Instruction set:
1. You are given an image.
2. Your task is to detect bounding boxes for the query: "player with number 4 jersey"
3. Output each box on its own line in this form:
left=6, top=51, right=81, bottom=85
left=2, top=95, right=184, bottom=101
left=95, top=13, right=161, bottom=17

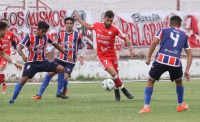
left=138, top=16, right=193, bottom=113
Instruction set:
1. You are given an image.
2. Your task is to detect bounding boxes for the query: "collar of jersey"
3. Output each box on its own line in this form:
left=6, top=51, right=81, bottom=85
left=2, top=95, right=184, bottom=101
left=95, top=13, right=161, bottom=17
left=171, top=27, right=181, bottom=31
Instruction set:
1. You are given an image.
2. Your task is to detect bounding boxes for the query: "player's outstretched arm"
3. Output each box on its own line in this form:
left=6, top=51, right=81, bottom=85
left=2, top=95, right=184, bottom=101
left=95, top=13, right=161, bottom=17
left=146, top=37, right=160, bottom=65
left=18, top=45, right=27, bottom=62
left=0, top=51, right=22, bottom=70
left=74, top=12, right=90, bottom=30
left=184, top=49, right=192, bottom=81
left=124, top=37, right=136, bottom=57
left=52, top=43, right=74, bottom=62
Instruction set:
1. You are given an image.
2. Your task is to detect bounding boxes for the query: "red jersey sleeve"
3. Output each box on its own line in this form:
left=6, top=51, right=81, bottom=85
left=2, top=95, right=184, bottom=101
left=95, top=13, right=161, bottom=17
left=116, top=28, right=126, bottom=39
left=0, top=39, right=4, bottom=51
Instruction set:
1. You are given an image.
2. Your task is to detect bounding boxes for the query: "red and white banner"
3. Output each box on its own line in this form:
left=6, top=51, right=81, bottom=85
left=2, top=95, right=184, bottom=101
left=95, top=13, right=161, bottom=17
left=102, top=11, right=200, bottom=50
left=0, top=10, right=94, bottom=49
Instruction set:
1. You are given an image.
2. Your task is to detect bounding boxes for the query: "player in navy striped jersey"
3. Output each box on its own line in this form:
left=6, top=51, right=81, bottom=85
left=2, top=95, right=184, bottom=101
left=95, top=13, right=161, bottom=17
left=31, top=17, right=87, bottom=100
left=8, top=21, right=73, bottom=104
left=139, top=16, right=193, bottom=113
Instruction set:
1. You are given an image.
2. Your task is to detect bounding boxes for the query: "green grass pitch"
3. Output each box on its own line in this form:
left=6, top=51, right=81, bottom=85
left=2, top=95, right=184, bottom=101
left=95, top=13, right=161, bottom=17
left=0, top=80, right=199, bottom=122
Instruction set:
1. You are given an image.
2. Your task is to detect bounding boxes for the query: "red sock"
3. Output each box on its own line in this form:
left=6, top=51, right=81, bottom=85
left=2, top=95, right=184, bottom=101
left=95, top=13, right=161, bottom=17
left=0, top=74, right=5, bottom=85
left=112, top=75, right=123, bottom=88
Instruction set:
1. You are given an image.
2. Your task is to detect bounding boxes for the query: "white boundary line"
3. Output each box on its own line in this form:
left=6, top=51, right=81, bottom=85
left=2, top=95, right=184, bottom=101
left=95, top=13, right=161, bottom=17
left=5, top=78, right=200, bottom=85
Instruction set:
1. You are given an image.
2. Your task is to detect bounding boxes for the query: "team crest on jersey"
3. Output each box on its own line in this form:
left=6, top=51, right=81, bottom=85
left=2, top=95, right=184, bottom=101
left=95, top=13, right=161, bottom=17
left=90, top=24, right=94, bottom=27
left=8, top=36, right=10, bottom=39
left=108, top=31, right=112, bottom=35
left=3, top=62, right=6, bottom=64
left=67, top=68, right=70, bottom=71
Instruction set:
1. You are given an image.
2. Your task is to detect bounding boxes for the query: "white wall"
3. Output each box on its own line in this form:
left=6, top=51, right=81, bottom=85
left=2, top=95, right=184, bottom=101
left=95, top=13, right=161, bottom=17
left=4, top=58, right=200, bottom=81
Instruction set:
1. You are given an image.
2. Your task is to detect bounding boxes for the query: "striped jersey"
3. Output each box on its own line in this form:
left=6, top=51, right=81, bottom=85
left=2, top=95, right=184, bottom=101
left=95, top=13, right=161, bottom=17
left=20, top=33, right=54, bottom=62
left=56, top=31, right=83, bottom=63
left=155, top=27, right=191, bottom=67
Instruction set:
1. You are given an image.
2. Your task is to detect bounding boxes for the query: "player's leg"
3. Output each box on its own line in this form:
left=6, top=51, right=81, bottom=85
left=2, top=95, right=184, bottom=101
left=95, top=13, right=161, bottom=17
left=169, top=66, right=188, bottom=112
left=139, top=61, right=166, bottom=113
left=59, top=73, right=70, bottom=99
left=45, top=60, right=68, bottom=98
left=31, top=72, right=56, bottom=99
left=9, top=62, right=38, bottom=104
left=0, top=64, right=7, bottom=94
left=8, top=76, right=29, bottom=104
left=59, top=63, right=75, bottom=99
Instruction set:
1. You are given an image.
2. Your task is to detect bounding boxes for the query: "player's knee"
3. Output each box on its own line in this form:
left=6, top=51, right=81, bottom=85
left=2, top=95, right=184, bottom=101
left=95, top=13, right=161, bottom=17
left=19, top=77, right=28, bottom=86
left=110, top=71, right=118, bottom=77
left=0, top=65, right=5, bottom=71
left=175, top=79, right=183, bottom=86
left=56, top=65, right=65, bottom=74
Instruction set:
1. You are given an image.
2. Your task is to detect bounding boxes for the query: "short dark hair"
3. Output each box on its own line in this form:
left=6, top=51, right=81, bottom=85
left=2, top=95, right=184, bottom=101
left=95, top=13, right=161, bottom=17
left=0, top=21, right=8, bottom=31
left=64, top=17, right=74, bottom=24
left=104, top=10, right=114, bottom=18
left=1, top=18, right=8, bottom=22
left=170, top=16, right=182, bottom=26
left=38, top=21, right=49, bottom=29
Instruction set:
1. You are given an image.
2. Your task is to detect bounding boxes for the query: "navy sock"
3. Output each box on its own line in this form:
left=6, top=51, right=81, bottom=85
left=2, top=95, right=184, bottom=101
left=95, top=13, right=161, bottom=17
left=38, top=73, right=52, bottom=97
left=11, top=83, right=23, bottom=101
left=144, top=87, right=153, bottom=105
left=63, top=79, right=68, bottom=91
left=57, top=73, right=64, bottom=94
left=176, top=86, right=184, bottom=104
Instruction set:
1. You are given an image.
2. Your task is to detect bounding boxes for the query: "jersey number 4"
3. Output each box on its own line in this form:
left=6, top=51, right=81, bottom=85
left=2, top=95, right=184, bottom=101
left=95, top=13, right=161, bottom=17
left=170, top=32, right=180, bottom=47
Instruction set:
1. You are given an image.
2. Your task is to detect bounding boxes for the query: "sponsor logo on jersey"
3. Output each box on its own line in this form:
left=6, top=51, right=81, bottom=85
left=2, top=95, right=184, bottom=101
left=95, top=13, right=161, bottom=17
left=98, top=40, right=109, bottom=45
left=101, top=46, right=108, bottom=52
left=164, top=49, right=178, bottom=54
left=97, top=29, right=102, bottom=32
left=108, top=31, right=112, bottom=35
left=98, top=34, right=110, bottom=40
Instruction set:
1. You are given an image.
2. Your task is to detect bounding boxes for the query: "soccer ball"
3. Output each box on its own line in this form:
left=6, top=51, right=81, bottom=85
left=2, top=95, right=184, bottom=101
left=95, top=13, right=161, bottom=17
left=102, top=79, right=115, bottom=91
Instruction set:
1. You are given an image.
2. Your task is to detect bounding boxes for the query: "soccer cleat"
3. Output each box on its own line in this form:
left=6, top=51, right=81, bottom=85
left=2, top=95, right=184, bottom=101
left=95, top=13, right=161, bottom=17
left=121, top=88, right=134, bottom=99
left=61, top=89, right=68, bottom=99
left=177, top=102, right=188, bottom=112
left=138, top=106, right=151, bottom=113
left=31, top=95, right=42, bottom=100
left=8, top=100, right=14, bottom=104
left=114, top=89, right=120, bottom=101
left=2, top=83, right=7, bottom=94
left=56, top=93, right=69, bottom=99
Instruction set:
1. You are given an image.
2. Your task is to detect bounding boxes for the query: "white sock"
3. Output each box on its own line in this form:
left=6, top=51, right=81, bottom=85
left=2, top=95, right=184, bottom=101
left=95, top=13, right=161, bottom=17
left=144, top=104, right=149, bottom=109
left=178, top=103, right=183, bottom=106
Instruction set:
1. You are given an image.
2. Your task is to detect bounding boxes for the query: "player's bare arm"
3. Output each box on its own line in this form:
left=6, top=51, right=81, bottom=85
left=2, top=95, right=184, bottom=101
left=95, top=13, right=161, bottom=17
left=0, top=50, right=22, bottom=70
left=18, top=45, right=28, bottom=62
left=184, top=49, right=192, bottom=81
left=78, top=41, right=87, bottom=65
left=146, top=37, right=160, bottom=65
left=124, top=37, right=136, bottom=57
left=52, top=43, right=74, bottom=62
left=74, top=12, right=90, bottom=30
left=11, top=41, right=17, bottom=55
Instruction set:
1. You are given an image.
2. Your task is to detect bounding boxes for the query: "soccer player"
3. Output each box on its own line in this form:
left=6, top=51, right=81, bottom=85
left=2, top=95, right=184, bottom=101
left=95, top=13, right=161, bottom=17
left=138, top=16, right=192, bottom=113
left=0, top=22, right=22, bottom=77
left=0, top=19, right=18, bottom=94
left=74, top=10, right=137, bottom=101
left=8, top=21, right=73, bottom=104
left=31, top=17, right=87, bottom=100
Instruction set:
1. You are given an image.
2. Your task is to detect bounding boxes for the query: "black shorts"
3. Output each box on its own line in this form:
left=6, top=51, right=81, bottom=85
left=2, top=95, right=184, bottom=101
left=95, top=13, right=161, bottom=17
left=149, top=61, right=183, bottom=82
left=53, top=58, right=75, bottom=75
left=22, top=60, right=59, bottom=79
